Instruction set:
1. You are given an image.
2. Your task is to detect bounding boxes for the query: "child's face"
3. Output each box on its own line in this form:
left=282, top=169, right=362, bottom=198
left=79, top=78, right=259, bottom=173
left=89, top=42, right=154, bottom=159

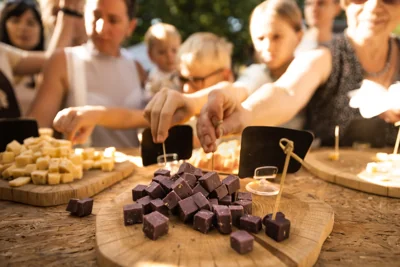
left=251, top=15, right=302, bottom=71
left=179, top=63, right=227, bottom=94
left=149, top=37, right=180, bottom=73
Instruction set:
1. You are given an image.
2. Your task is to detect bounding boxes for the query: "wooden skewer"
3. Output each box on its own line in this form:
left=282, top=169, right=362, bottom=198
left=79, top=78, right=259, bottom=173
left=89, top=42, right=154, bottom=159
left=211, top=120, right=224, bottom=172
left=394, top=124, right=400, bottom=155
left=272, top=138, right=294, bottom=220
left=162, top=142, right=167, bottom=166
left=395, top=121, right=400, bottom=127
left=211, top=153, right=214, bottom=171
left=335, top=125, right=339, bottom=157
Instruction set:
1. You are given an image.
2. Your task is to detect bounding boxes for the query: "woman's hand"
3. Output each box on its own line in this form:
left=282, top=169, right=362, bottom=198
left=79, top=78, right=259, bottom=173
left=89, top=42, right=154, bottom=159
left=379, top=109, right=400, bottom=124
left=144, top=88, right=196, bottom=143
left=196, top=89, right=250, bottom=153
left=53, top=106, right=105, bottom=144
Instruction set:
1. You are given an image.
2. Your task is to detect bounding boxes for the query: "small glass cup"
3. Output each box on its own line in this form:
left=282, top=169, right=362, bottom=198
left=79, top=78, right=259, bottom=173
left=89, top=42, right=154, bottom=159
left=245, top=166, right=280, bottom=196
left=157, top=153, right=179, bottom=173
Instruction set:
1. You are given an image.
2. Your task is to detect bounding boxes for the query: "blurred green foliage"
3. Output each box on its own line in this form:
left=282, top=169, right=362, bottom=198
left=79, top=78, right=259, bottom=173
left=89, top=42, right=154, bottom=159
left=394, top=24, right=400, bottom=35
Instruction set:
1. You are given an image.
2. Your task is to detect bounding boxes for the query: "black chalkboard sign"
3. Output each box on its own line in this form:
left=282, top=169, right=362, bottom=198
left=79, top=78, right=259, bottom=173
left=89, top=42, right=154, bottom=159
left=0, top=118, right=39, bottom=151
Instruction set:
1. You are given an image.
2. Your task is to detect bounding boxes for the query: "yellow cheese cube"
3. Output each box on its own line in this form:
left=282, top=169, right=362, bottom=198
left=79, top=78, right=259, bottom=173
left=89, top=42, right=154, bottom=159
left=48, top=173, right=61, bottom=185
left=2, top=164, right=16, bottom=179
left=82, top=160, right=94, bottom=171
left=83, top=148, right=95, bottom=160
left=11, top=168, right=26, bottom=178
left=57, top=146, right=71, bottom=158
left=32, top=151, right=42, bottom=162
left=6, top=140, right=21, bottom=154
left=0, top=163, right=12, bottom=174
left=23, top=137, right=38, bottom=146
left=9, top=177, right=31, bottom=187
left=24, top=164, right=37, bottom=176
left=93, top=151, right=103, bottom=161
left=73, top=165, right=83, bottom=180
left=93, top=160, right=101, bottom=169
left=15, top=154, right=33, bottom=168
left=59, top=159, right=75, bottom=173
left=69, top=154, right=83, bottom=165
left=36, top=156, right=50, bottom=170
left=39, top=128, right=53, bottom=137
left=21, top=149, right=33, bottom=156
left=103, top=147, right=116, bottom=158
left=31, top=170, right=48, bottom=185
left=60, top=173, right=73, bottom=184
left=19, top=145, right=27, bottom=155
left=74, top=148, right=84, bottom=155
left=101, top=159, right=114, bottom=172
left=48, top=161, right=59, bottom=173
left=55, top=140, right=72, bottom=148
left=2, top=152, right=15, bottom=164
left=29, top=143, right=41, bottom=152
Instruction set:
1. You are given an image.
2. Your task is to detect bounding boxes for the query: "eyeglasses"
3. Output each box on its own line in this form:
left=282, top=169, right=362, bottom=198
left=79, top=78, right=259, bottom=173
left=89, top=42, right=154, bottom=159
left=350, top=0, right=400, bottom=5
left=178, top=68, right=224, bottom=90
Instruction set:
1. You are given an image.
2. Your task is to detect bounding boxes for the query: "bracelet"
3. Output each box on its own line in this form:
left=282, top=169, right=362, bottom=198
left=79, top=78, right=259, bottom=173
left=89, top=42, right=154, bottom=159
left=60, top=7, right=83, bottom=18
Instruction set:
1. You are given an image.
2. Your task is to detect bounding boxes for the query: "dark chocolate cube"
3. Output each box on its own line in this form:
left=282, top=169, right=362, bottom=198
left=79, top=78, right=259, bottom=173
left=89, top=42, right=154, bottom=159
left=75, top=198, right=93, bottom=217
left=234, top=200, right=252, bottom=215
left=172, top=177, right=193, bottom=199
left=198, top=172, right=221, bottom=192
left=262, top=212, right=285, bottom=226
left=162, top=191, right=181, bottom=210
left=237, top=192, right=252, bottom=201
left=154, top=168, right=170, bottom=177
left=210, top=184, right=228, bottom=200
left=152, top=175, right=169, bottom=184
left=222, top=175, right=240, bottom=195
left=229, top=205, right=244, bottom=228
left=219, top=195, right=232, bottom=206
left=193, top=168, right=203, bottom=179
left=145, top=181, right=166, bottom=199
left=239, top=215, right=262, bottom=233
left=230, top=230, right=254, bottom=254
left=123, top=203, right=143, bottom=225
left=143, top=211, right=169, bottom=240
left=178, top=196, right=198, bottom=222
left=177, top=162, right=196, bottom=175
left=132, top=184, right=147, bottom=201
left=66, top=198, right=79, bottom=213
left=150, top=199, right=169, bottom=217
left=209, top=198, right=219, bottom=207
left=265, top=217, right=291, bottom=242
left=193, top=184, right=209, bottom=198
left=181, top=173, right=197, bottom=188
left=159, top=177, right=174, bottom=193
left=192, top=192, right=211, bottom=210
left=136, top=195, right=153, bottom=214
left=193, top=210, right=214, bottom=234
left=214, top=205, right=232, bottom=234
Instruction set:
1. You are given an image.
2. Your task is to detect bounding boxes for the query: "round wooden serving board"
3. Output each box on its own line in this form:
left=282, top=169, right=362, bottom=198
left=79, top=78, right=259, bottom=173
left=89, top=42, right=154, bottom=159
left=96, top=166, right=334, bottom=267
left=305, top=148, right=400, bottom=198
left=0, top=161, right=135, bottom=206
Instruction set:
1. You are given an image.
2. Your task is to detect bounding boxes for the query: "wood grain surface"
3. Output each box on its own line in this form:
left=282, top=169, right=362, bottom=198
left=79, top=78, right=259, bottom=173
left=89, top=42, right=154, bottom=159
left=305, top=148, right=400, bottom=198
left=96, top=167, right=334, bottom=267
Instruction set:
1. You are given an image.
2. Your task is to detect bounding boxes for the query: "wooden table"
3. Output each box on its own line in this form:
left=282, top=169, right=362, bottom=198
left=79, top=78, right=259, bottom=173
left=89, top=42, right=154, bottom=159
left=1, top=149, right=399, bottom=267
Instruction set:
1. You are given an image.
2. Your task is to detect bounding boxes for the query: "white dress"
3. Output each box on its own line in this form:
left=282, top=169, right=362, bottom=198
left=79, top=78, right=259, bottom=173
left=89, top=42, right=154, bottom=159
left=64, top=42, right=144, bottom=147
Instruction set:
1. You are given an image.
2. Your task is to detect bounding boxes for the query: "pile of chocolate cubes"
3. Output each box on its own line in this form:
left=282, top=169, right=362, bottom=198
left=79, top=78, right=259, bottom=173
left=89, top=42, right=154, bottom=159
left=124, top=162, right=290, bottom=254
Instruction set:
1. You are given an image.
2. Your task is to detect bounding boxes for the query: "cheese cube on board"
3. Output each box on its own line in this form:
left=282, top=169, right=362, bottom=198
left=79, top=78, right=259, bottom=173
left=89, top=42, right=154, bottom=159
left=31, top=170, right=48, bottom=185
left=48, top=173, right=61, bottom=185
left=9, top=177, right=31, bottom=187
left=15, top=154, right=33, bottom=168
left=61, top=173, right=73, bottom=183
left=6, top=140, right=21, bottom=154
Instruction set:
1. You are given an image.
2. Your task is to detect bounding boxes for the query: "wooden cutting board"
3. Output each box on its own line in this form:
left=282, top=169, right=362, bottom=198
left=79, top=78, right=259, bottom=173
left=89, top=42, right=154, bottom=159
left=96, top=166, right=334, bottom=267
left=305, top=148, right=400, bottom=198
left=0, top=161, right=135, bottom=206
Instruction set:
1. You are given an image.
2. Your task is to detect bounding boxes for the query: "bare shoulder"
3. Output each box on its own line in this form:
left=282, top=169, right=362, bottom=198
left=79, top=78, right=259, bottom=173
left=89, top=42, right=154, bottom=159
left=44, top=49, right=69, bottom=91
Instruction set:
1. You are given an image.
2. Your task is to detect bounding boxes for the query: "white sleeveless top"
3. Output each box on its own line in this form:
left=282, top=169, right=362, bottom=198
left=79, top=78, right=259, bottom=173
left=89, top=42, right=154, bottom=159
left=64, top=42, right=143, bottom=148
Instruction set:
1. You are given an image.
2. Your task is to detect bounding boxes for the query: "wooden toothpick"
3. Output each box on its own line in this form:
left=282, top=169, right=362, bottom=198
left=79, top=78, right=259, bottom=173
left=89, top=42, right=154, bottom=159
left=394, top=122, right=400, bottom=155
left=335, top=125, right=339, bottom=157
left=272, top=138, right=294, bottom=220
left=162, top=142, right=167, bottom=166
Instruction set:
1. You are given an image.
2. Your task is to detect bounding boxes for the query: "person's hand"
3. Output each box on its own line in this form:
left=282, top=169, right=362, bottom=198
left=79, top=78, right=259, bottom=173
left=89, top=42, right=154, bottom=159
left=53, top=106, right=105, bottom=144
left=196, top=89, right=250, bottom=153
left=379, top=109, right=400, bottom=124
left=144, top=88, right=196, bottom=143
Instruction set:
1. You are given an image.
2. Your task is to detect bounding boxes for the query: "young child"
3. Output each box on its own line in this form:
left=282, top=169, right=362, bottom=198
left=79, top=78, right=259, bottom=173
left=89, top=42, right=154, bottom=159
left=144, top=22, right=181, bottom=98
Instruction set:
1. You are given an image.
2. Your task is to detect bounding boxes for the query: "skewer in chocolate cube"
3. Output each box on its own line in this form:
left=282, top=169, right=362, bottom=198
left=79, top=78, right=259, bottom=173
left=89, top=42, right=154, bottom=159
left=177, top=196, right=198, bottom=222
left=145, top=181, right=166, bottom=199
left=222, top=175, right=240, bottom=195
left=123, top=203, right=143, bottom=225
left=177, top=162, right=196, bottom=175
left=150, top=199, right=169, bottom=217
left=181, top=173, right=197, bottom=188
left=193, top=168, right=203, bottom=179
left=219, top=195, right=232, bottom=206
left=154, top=168, right=170, bottom=177
left=239, top=215, right=262, bottom=233
left=152, top=175, right=169, bottom=184
left=262, top=212, right=285, bottom=226
left=132, top=184, right=147, bottom=201
left=172, top=177, right=193, bottom=199
left=264, top=215, right=290, bottom=242
left=66, top=198, right=79, bottom=213
left=198, top=172, right=221, bottom=192
left=163, top=191, right=181, bottom=210
left=75, top=198, right=93, bottom=217
left=233, top=200, right=252, bottom=215
left=230, top=230, right=254, bottom=254
left=143, top=211, right=169, bottom=240
left=193, top=210, right=214, bottom=234
left=210, top=184, right=228, bottom=200
left=214, top=205, right=232, bottom=234
left=192, top=192, right=211, bottom=210
left=229, top=205, right=244, bottom=228
left=193, top=184, right=209, bottom=198
left=237, top=192, right=252, bottom=201
left=136, top=195, right=153, bottom=214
